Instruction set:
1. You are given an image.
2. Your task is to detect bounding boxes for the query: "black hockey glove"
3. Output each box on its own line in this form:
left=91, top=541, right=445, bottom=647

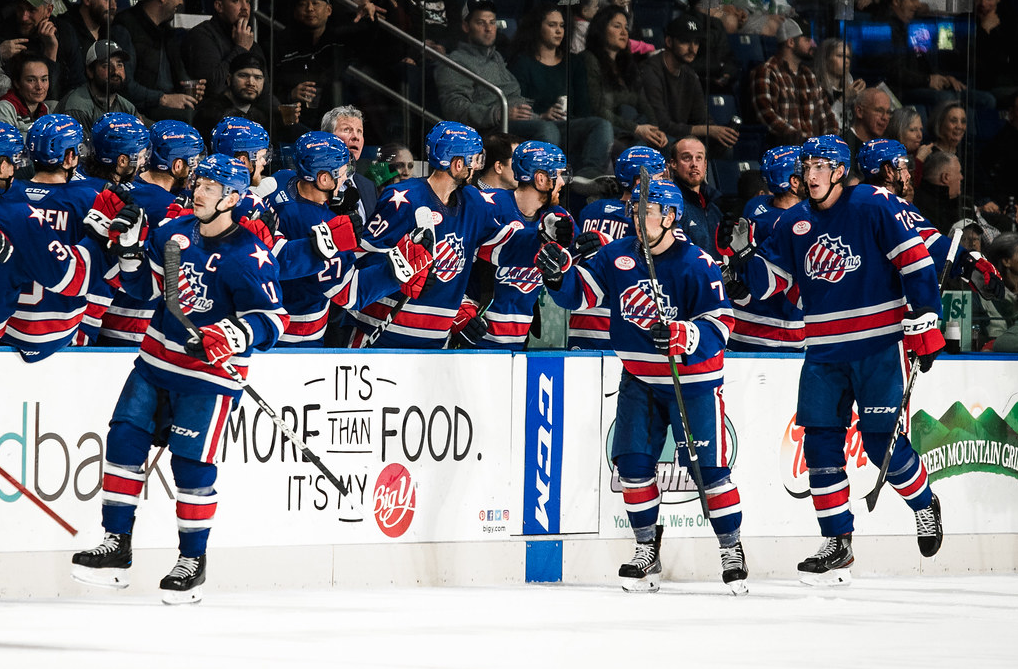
left=0, top=228, right=13, bottom=264
left=715, top=214, right=756, bottom=268
left=535, top=242, right=572, bottom=291
left=574, top=230, right=610, bottom=262
left=957, top=251, right=1005, bottom=301
left=540, top=211, right=574, bottom=246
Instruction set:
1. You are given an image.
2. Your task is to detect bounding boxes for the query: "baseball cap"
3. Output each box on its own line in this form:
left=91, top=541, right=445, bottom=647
left=22, top=0, right=54, bottom=7
left=86, top=40, right=129, bottom=67
left=229, top=51, right=266, bottom=75
left=462, top=0, right=497, bottom=20
left=775, top=18, right=807, bottom=42
left=665, top=15, right=701, bottom=42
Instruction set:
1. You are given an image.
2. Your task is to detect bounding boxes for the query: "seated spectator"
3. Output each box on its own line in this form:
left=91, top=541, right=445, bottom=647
left=669, top=136, right=722, bottom=259
left=0, top=0, right=61, bottom=98
left=54, top=0, right=126, bottom=96
left=506, top=4, right=612, bottom=178
left=55, top=40, right=138, bottom=142
left=981, top=232, right=1018, bottom=349
left=182, top=0, right=265, bottom=100
left=687, top=0, right=739, bottom=94
left=751, top=18, right=837, bottom=148
left=0, top=52, right=55, bottom=138
left=473, top=131, right=521, bottom=190
left=928, top=100, right=966, bottom=157
left=114, top=0, right=205, bottom=122
left=582, top=5, right=667, bottom=153
left=913, top=150, right=968, bottom=235
left=887, top=105, right=933, bottom=186
left=737, top=0, right=794, bottom=36
left=844, top=87, right=891, bottom=159
left=568, top=0, right=599, bottom=55
left=814, top=38, right=866, bottom=132
left=974, top=0, right=1018, bottom=107
left=639, top=16, right=738, bottom=151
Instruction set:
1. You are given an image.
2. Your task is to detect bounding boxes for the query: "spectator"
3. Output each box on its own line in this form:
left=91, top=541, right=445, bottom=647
left=54, top=0, right=125, bottom=95
left=365, top=142, right=414, bottom=193
left=687, top=0, right=739, bottom=94
left=913, top=150, right=967, bottom=235
left=473, top=131, right=520, bottom=190
left=887, top=105, right=933, bottom=186
left=928, top=100, right=966, bottom=157
left=582, top=5, right=667, bottom=153
left=55, top=39, right=138, bottom=142
left=182, top=0, right=265, bottom=100
left=506, top=4, right=612, bottom=178
left=751, top=18, right=837, bottom=148
left=0, top=0, right=61, bottom=98
left=639, top=15, right=738, bottom=151
left=973, top=0, right=1017, bottom=107
left=844, top=87, right=891, bottom=159
left=669, top=136, right=723, bottom=259
left=114, top=0, right=204, bottom=122
left=568, top=0, right=599, bottom=55
left=0, top=52, right=55, bottom=139
left=982, top=232, right=1018, bottom=349
left=814, top=38, right=865, bottom=132
left=320, top=104, right=377, bottom=222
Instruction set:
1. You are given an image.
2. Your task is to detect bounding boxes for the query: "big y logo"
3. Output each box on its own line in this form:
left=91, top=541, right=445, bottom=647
left=779, top=412, right=877, bottom=498
left=373, top=463, right=416, bottom=538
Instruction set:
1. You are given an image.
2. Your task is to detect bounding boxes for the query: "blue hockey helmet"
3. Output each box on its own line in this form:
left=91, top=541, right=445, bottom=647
left=629, top=179, right=685, bottom=219
left=760, top=145, right=801, bottom=193
left=294, top=131, right=350, bottom=182
left=512, top=141, right=571, bottom=184
left=857, top=138, right=909, bottom=175
left=211, top=116, right=271, bottom=163
left=91, top=112, right=150, bottom=165
left=149, top=120, right=205, bottom=172
left=614, top=145, right=667, bottom=188
left=800, top=134, right=851, bottom=171
left=27, top=114, right=84, bottom=165
left=0, top=122, right=28, bottom=168
left=193, top=153, right=250, bottom=196
left=425, top=121, right=483, bottom=171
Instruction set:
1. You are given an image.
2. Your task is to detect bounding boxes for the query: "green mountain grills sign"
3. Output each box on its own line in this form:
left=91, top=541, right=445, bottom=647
left=911, top=402, right=1018, bottom=482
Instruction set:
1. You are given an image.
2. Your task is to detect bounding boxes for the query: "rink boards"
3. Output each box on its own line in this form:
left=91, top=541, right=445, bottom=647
left=1, top=349, right=1017, bottom=587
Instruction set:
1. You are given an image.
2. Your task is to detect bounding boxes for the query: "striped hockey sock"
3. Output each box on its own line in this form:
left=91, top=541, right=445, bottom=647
left=704, top=476, right=743, bottom=546
left=620, top=476, right=660, bottom=541
left=101, top=461, right=144, bottom=535
left=887, top=447, right=933, bottom=511
left=809, top=467, right=853, bottom=537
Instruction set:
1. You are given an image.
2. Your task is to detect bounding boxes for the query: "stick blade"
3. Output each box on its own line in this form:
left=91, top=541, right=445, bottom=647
left=864, top=485, right=881, bottom=512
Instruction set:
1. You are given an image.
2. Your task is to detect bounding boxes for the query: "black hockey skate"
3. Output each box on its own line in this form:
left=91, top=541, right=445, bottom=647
left=619, top=525, right=663, bottom=593
left=160, top=554, right=206, bottom=605
left=915, top=493, right=943, bottom=558
left=720, top=541, right=749, bottom=596
left=797, top=534, right=854, bottom=586
left=71, top=532, right=132, bottom=589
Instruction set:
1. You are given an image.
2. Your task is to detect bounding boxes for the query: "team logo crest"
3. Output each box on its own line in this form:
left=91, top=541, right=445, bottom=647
left=180, top=261, right=213, bottom=313
left=803, top=233, right=861, bottom=283
left=433, top=233, right=466, bottom=282
left=620, top=279, right=676, bottom=329
left=495, top=266, right=542, bottom=293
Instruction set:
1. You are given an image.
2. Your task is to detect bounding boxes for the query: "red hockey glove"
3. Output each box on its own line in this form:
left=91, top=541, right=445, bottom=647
left=535, top=242, right=572, bottom=291
left=902, top=308, right=946, bottom=373
left=0, top=228, right=12, bottom=264
left=84, top=183, right=133, bottom=240
left=650, top=320, right=700, bottom=358
left=540, top=211, right=574, bottom=246
left=238, top=215, right=275, bottom=248
left=451, top=298, right=487, bottom=346
left=311, top=212, right=363, bottom=258
left=715, top=215, right=755, bottom=267
left=165, top=194, right=193, bottom=219
left=189, top=316, right=251, bottom=367
left=959, top=251, right=1004, bottom=300
left=388, top=227, right=435, bottom=298
left=573, top=230, right=610, bottom=262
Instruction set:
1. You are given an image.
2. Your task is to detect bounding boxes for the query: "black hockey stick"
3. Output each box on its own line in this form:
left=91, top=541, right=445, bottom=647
left=865, top=229, right=961, bottom=512
left=633, top=166, right=711, bottom=520
left=162, top=240, right=346, bottom=493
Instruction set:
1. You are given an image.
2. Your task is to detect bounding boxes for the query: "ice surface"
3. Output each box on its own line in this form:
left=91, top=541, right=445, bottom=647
left=0, top=576, right=1015, bottom=668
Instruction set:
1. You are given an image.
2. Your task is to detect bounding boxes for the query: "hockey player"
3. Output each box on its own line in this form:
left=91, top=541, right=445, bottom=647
left=348, top=121, right=519, bottom=349
left=211, top=116, right=272, bottom=192
left=0, top=121, right=27, bottom=195
left=538, top=179, right=748, bottom=595
left=727, top=145, right=806, bottom=352
left=71, top=154, right=288, bottom=605
left=718, top=135, right=946, bottom=585
left=569, top=146, right=667, bottom=350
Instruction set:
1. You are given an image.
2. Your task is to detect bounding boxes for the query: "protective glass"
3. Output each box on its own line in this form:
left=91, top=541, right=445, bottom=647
left=801, top=158, right=836, bottom=176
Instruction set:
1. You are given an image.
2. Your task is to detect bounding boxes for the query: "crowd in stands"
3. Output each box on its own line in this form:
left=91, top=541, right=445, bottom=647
left=0, top=0, right=1017, bottom=353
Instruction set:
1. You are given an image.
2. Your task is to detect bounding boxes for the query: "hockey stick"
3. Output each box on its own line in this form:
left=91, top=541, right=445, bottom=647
left=162, top=240, right=347, bottom=493
left=633, top=166, right=711, bottom=520
left=864, top=229, right=961, bottom=512
left=360, top=206, right=436, bottom=348
left=0, top=464, right=77, bottom=536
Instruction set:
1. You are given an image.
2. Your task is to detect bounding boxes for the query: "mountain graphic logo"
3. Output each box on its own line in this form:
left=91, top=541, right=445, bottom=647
left=912, top=402, right=1018, bottom=483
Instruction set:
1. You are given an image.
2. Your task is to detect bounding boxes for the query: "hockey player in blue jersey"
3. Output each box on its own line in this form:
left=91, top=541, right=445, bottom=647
left=569, top=146, right=667, bottom=349
left=718, top=135, right=946, bottom=585
left=71, top=154, right=288, bottom=605
left=728, top=145, right=806, bottom=352
left=539, top=180, right=749, bottom=595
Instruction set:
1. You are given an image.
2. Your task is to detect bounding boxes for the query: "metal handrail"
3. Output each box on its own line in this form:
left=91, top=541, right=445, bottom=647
left=335, top=0, right=509, bottom=132
left=346, top=66, right=444, bottom=128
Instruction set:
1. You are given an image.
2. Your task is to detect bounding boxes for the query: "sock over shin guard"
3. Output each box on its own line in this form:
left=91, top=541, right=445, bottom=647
left=170, top=455, right=218, bottom=558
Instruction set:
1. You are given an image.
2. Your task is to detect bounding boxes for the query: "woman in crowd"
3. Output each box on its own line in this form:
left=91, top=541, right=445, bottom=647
left=0, top=52, right=55, bottom=139
left=814, top=38, right=865, bottom=132
left=887, top=105, right=933, bottom=186
left=929, top=100, right=967, bottom=157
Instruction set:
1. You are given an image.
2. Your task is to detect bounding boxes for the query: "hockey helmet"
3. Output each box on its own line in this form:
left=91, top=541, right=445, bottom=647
left=760, top=145, right=801, bottom=193
left=629, top=179, right=685, bottom=219
left=149, top=120, right=205, bottom=172
left=193, top=153, right=250, bottom=196
left=211, top=116, right=271, bottom=164
left=27, top=114, right=84, bottom=165
left=0, top=122, right=28, bottom=169
left=857, top=138, right=909, bottom=176
left=91, top=112, right=150, bottom=166
left=800, top=135, right=851, bottom=172
left=294, top=131, right=350, bottom=182
left=425, top=121, right=484, bottom=171
left=615, top=145, right=667, bottom=188
left=512, top=140, right=571, bottom=184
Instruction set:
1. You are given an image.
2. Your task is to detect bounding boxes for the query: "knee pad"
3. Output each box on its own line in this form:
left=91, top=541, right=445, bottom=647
left=106, top=421, right=156, bottom=468
left=803, top=427, right=849, bottom=469
left=170, top=454, right=218, bottom=492
left=614, top=452, right=659, bottom=480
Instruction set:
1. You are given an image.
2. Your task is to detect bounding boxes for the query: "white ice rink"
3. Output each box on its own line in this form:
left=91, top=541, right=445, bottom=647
left=1, top=576, right=1015, bottom=668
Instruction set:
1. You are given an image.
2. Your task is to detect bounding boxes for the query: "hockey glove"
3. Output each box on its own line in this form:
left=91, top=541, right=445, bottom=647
left=715, top=215, right=756, bottom=268
left=902, top=308, right=946, bottom=373
left=573, top=230, right=610, bottom=262
left=388, top=227, right=435, bottom=299
left=0, top=229, right=12, bottom=264
left=451, top=298, right=487, bottom=346
left=311, top=211, right=363, bottom=258
left=239, top=215, right=276, bottom=249
left=110, top=204, right=148, bottom=272
left=540, top=211, right=574, bottom=246
left=650, top=320, right=700, bottom=358
left=721, top=262, right=751, bottom=304
left=958, top=251, right=1005, bottom=301
left=535, top=242, right=572, bottom=291
left=165, top=194, right=193, bottom=219
left=187, top=316, right=251, bottom=368
left=84, top=183, right=133, bottom=241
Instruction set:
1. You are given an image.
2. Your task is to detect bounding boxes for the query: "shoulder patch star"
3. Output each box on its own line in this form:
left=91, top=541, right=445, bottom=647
left=697, top=248, right=716, bottom=266
left=872, top=186, right=894, bottom=200
left=389, top=189, right=410, bottom=210
left=480, top=190, right=497, bottom=205
left=250, top=245, right=273, bottom=268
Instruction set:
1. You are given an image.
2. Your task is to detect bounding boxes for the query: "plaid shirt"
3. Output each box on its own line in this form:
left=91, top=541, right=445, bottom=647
left=751, top=55, right=837, bottom=144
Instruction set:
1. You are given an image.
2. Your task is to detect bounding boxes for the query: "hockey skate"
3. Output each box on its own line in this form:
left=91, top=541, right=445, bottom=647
left=160, top=554, right=206, bottom=605
left=71, top=532, right=132, bottom=589
left=619, top=525, right=663, bottom=593
left=797, top=534, right=854, bottom=586
left=720, top=541, right=749, bottom=595
left=915, top=494, right=943, bottom=558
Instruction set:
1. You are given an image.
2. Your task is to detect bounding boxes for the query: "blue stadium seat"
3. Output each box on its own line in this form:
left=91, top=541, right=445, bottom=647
left=729, top=33, right=764, bottom=66
left=708, top=94, right=738, bottom=125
